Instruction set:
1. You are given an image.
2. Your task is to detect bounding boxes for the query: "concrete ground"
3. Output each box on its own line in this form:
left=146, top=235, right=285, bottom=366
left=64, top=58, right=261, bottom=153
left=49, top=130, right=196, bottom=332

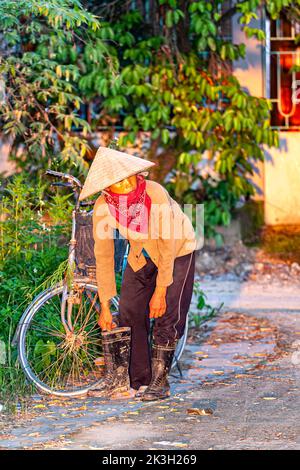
left=0, top=277, right=299, bottom=450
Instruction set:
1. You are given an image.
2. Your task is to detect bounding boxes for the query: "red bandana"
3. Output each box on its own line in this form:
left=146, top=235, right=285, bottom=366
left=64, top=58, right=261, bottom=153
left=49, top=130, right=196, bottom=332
left=104, top=175, right=151, bottom=233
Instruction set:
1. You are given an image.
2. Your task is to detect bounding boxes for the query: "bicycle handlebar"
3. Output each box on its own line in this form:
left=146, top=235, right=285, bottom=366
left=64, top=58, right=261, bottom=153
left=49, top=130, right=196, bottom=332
left=50, top=182, right=73, bottom=188
left=45, top=170, right=82, bottom=189
left=44, top=169, right=96, bottom=208
left=45, top=169, right=65, bottom=178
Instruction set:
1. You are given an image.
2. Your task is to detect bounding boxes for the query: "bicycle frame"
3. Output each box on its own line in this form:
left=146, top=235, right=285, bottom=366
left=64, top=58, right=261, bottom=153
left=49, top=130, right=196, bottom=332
left=43, top=169, right=98, bottom=335
left=61, top=208, right=77, bottom=334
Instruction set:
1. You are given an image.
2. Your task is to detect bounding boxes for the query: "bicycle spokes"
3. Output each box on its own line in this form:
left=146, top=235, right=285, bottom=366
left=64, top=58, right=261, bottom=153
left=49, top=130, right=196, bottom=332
left=26, top=285, right=104, bottom=392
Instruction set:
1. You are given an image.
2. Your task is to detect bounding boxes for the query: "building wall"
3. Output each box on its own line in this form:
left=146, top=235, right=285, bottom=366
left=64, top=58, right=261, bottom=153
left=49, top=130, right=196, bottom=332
left=233, top=12, right=300, bottom=224
left=264, top=133, right=300, bottom=224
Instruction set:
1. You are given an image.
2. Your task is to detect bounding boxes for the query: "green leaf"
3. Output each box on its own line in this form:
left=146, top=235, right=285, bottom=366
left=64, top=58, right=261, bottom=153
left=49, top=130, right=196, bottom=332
left=152, top=128, right=160, bottom=140
left=166, top=10, right=173, bottom=28
left=161, top=128, right=170, bottom=144
left=197, top=37, right=207, bottom=51
left=208, top=37, right=216, bottom=51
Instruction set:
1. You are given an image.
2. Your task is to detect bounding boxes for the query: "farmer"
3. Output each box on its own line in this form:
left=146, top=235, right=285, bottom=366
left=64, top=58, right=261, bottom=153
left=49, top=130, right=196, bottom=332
left=79, top=146, right=197, bottom=401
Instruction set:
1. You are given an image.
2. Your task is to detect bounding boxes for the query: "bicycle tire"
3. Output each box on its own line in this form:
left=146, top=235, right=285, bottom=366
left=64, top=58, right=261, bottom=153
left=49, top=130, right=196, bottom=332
left=173, top=316, right=189, bottom=367
left=18, top=282, right=118, bottom=397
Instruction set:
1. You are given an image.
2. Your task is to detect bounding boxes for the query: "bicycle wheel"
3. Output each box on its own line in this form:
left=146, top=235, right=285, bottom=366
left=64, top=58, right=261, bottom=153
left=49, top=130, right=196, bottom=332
left=18, top=282, right=119, bottom=397
left=172, top=317, right=189, bottom=368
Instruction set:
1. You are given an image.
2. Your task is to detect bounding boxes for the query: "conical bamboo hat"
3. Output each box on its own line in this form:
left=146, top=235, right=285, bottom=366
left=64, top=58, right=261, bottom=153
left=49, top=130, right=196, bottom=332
left=79, top=146, right=156, bottom=201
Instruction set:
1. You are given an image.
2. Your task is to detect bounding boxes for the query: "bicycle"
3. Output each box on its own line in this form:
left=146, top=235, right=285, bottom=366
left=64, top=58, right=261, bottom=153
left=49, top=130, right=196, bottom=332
left=12, top=170, right=189, bottom=397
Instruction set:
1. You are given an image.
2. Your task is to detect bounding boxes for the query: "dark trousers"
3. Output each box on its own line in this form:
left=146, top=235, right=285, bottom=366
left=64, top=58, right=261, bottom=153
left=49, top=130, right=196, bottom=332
left=119, top=251, right=195, bottom=390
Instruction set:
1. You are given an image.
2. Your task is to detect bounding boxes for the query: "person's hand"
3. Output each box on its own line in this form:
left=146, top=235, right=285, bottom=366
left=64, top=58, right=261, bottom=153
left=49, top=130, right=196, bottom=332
left=98, top=304, right=116, bottom=331
left=149, top=286, right=167, bottom=319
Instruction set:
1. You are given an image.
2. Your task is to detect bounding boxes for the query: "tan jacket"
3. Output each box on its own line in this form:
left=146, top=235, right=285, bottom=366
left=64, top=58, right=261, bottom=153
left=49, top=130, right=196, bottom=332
left=92, top=180, right=197, bottom=302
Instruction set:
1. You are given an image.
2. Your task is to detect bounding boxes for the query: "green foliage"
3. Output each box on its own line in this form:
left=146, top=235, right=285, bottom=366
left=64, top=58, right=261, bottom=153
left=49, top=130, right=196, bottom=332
left=0, top=174, right=69, bottom=408
left=0, top=0, right=112, bottom=176
left=0, top=315, right=34, bottom=413
left=33, top=339, right=57, bottom=372
left=191, top=280, right=223, bottom=328
left=0, top=243, right=69, bottom=409
left=85, top=1, right=284, bottom=237
left=0, top=174, right=71, bottom=260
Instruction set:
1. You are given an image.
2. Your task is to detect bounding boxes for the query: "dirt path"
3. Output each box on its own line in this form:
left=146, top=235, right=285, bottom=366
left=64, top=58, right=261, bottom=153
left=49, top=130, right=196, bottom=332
left=1, top=278, right=299, bottom=450
left=196, top=277, right=300, bottom=312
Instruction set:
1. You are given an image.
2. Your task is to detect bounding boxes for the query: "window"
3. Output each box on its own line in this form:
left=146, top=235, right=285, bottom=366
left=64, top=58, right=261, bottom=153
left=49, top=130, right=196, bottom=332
left=268, top=13, right=300, bottom=129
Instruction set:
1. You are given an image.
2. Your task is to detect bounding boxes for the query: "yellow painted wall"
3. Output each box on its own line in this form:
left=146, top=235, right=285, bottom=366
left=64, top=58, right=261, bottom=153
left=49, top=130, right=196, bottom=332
left=233, top=13, right=300, bottom=224
left=264, top=133, right=300, bottom=224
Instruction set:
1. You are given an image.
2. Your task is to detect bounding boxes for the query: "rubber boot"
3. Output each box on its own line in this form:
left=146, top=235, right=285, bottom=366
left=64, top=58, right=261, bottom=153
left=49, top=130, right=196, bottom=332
left=88, top=326, right=131, bottom=398
left=141, top=343, right=176, bottom=401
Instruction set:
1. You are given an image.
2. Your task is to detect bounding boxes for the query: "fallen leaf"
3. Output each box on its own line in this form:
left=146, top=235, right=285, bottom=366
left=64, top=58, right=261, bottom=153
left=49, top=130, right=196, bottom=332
left=235, top=374, right=256, bottom=378
left=187, top=408, right=213, bottom=416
